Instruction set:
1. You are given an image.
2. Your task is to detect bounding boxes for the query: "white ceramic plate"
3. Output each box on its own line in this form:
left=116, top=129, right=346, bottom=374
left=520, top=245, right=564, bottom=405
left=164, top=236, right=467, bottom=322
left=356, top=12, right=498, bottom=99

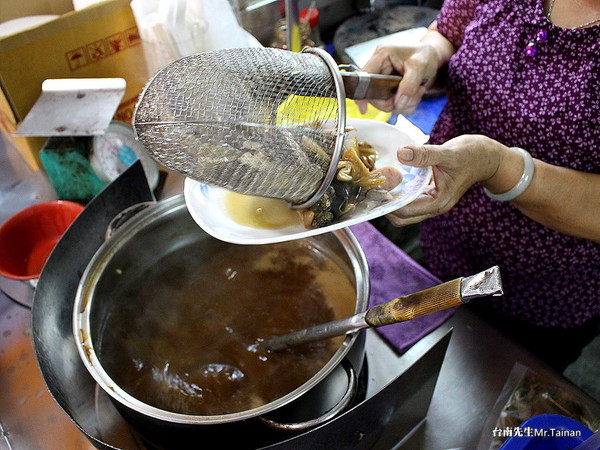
left=184, top=118, right=432, bottom=244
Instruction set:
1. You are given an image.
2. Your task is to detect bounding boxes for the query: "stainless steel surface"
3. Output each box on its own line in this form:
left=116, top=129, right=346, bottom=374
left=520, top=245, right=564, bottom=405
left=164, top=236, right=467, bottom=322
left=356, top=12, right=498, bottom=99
left=15, top=78, right=126, bottom=137
left=460, top=265, right=503, bottom=301
left=260, top=360, right=358, bottom=432
left=265, top=311, right=369, bottom=350
left=72, top=194, right=368, bottom=437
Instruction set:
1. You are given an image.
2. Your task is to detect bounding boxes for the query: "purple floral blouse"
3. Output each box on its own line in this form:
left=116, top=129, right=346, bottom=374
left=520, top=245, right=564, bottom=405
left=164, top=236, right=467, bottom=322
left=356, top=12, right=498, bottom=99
left=420, top=0, right=599, bottom=327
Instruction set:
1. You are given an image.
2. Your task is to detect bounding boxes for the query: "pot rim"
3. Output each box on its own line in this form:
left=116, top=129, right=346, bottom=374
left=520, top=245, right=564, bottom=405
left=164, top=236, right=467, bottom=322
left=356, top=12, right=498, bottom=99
left=73, top=195, right=370, bottom=425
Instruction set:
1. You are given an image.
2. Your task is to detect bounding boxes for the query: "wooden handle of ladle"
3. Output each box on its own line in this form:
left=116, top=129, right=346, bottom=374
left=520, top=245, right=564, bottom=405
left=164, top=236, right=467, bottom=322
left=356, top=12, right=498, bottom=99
left=364, top=278, right=464, bottom=327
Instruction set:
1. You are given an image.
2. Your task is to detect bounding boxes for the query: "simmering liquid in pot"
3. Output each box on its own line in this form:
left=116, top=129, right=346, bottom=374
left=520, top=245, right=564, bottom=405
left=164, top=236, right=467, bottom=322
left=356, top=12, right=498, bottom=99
left=98, top=239, right=356, bottom=416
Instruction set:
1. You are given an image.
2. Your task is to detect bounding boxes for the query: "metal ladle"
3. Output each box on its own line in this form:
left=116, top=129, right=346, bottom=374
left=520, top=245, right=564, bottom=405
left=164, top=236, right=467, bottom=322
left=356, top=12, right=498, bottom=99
left=263, top=266, right=503, bottom=350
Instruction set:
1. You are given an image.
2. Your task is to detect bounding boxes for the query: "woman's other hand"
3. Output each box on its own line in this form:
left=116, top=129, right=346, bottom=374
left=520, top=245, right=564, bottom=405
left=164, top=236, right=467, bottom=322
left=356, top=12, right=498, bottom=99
left=388, top=136, right=600, bottom=242
left=387, top=135, right=505, bottom=226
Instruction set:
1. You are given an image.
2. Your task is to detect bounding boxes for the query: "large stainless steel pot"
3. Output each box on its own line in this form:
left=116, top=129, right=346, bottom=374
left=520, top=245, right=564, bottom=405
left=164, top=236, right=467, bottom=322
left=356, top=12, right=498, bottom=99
left=72, top=194, right=369, bottom=449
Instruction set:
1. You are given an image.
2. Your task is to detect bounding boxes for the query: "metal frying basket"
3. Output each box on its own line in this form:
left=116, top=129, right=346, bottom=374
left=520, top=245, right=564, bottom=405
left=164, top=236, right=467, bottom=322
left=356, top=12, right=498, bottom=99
left=134, top=46, right=347, bottom=208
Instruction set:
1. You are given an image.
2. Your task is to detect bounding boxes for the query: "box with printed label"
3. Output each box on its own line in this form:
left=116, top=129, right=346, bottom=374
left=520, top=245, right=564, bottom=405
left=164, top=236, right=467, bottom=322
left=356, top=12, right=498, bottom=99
left=0, top=0, right=150, bottom=167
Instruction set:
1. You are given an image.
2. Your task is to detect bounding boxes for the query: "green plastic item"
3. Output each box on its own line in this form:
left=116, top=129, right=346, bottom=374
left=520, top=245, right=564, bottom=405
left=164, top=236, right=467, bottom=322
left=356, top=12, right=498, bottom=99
left=39, top=137, right=107, bottom=204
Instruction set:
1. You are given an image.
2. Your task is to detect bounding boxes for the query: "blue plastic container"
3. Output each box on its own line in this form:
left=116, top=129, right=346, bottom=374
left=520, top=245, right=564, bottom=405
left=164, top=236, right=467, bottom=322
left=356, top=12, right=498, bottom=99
left=499, top=414, right=593, bottom=449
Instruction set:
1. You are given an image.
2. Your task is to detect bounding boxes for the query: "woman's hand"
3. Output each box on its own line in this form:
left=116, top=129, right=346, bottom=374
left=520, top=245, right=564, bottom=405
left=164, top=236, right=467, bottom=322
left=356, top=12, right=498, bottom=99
left=355, top=21, right=455, bottom=115
left=386, top=135, right=506, bottom=226
left=355, top=43, right=439, bottom=115
left=388, top=135, right=600, bottom=242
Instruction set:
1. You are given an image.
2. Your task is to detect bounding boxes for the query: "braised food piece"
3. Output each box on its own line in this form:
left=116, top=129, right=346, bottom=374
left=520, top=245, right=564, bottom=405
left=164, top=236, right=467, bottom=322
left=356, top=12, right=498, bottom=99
left=306, top=138, right=403, bottom=228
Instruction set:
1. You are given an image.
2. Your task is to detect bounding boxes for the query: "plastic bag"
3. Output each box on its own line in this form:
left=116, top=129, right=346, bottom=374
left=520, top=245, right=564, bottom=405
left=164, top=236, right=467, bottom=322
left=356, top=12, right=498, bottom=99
left=477, top=362, right=600, bottom=449
left=130, top=0, right=262, bottom=74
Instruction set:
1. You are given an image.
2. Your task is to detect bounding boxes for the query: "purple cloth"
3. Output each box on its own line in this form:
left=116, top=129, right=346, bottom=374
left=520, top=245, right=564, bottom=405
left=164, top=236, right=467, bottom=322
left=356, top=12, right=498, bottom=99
left=419, top=0, right=600, bottom=327
left=349, top=222, right=454, bottom=354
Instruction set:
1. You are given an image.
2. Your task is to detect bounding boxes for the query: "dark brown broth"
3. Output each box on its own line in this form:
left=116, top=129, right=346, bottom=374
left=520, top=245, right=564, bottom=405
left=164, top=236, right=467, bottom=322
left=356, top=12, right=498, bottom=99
left=98, top=239, right=356, bottom=415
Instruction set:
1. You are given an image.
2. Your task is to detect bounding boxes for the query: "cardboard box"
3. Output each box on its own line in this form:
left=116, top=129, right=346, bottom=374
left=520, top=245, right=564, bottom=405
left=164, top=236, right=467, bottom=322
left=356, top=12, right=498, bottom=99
left=0, top=0, right=150, bottom=168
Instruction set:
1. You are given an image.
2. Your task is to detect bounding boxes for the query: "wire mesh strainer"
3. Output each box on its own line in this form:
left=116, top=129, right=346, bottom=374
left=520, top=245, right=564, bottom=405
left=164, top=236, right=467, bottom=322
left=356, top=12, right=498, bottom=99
left=134, top=46, right=347, bottom=208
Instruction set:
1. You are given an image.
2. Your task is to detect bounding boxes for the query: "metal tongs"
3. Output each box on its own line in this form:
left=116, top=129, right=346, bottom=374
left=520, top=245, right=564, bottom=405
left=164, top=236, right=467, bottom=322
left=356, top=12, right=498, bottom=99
left=263, top=266, right=503, bottom=350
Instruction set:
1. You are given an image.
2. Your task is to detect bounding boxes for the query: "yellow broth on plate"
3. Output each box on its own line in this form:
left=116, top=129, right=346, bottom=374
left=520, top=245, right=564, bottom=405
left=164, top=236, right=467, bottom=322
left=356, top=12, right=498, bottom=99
left=223, top=191, right=304, bottom=229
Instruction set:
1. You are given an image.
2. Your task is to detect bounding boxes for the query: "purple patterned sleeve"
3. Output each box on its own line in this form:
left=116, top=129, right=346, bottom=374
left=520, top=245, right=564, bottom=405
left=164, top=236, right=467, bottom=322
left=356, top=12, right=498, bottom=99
left=422, top=0, right=600, bottom=328
left=437, top=0, right=479, bottom=47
